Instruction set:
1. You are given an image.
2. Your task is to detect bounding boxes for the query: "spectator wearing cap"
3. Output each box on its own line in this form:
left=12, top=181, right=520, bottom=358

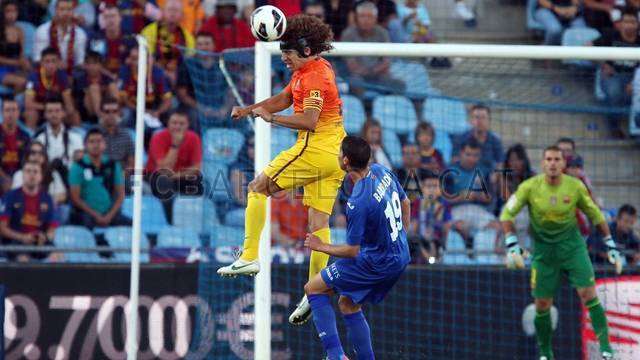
left=145, top=110, right=203, bottom=223
left=452, top=104, right=503, bottom=176
left=0, top=99, right=31, bottom=194
left=73, top=51, right=119, bottom=121
left=588, top=204, right=639, bottom=266
left=88, top=4, right=136, bottom=76
left=201, top=0, right=255, bottom=52
left=69, top=128, right=130, bottom=229
left=156, top=0, right=205, bottom=34
left=341, top=1, right=405, bottom=95
left=534, top=0, right=586, bottom=46
left=33, top=0, right=88, bottom=75
left=25, top=47, right=79, bottom=129
left=142, top=0, right=195, bottom=86
left=0, top=160, right=59, bottom=262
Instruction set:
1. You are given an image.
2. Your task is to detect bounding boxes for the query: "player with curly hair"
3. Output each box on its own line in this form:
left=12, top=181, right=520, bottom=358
left=217, top=14, right=346, bottom=326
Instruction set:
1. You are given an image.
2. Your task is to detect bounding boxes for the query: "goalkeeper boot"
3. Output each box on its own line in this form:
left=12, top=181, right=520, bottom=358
left=289, top=294, right=312, bottom=325
left=217, top=259, right=260, bottom=277
left=601, top=352, right=614, bottom=360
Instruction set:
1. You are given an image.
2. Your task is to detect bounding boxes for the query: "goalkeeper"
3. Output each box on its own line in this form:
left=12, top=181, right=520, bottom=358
left=217, top=15, right=346, bottom=325
left=500, top=145, right=620, bottom=360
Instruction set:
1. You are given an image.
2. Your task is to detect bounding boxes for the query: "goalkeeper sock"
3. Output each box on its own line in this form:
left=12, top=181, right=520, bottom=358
left=343, top=311, right=374, bottom=360
left=534, top=309, right=553, bottom=359
left=239, top=192, right=267, bottom=261
left=308, top=228, right=331, bottom=280
left=586, top=297, right=613, bottom=354
left=309, top=294, right=345, bottom=360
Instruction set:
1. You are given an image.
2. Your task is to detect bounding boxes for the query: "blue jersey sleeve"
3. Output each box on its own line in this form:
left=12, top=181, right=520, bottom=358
left=346, top=198, right=367, bottom=246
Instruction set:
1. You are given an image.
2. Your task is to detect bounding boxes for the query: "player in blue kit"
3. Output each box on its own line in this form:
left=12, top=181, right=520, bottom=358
left=303, top=136, right=411, bottom=360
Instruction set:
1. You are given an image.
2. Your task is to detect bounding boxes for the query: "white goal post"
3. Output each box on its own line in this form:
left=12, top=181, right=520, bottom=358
left=251, top=41, right=640, bottom=360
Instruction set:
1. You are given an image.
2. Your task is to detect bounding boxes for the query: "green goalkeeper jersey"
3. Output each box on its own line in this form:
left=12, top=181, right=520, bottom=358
left=499, top=174, right=604, bottom=244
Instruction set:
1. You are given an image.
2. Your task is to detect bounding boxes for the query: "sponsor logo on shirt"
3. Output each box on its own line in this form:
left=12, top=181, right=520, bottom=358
left=563, top=195, right=571, bottom=204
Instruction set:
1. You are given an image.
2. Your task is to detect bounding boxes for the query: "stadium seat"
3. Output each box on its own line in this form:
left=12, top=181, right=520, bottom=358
left=211, top=225, right=245, bottom=247
left=389, top=60, right=439, bottom=99
left=372, top=95, right=418, bottom=135
left=172, top=196, right=219, bottom=233
left=473, top=229, right=502, bottom=265
left=122, top=196, right=168, bottom=235
left=272, top=126, right=297, bottom=156
left=594, top=67, right=606, bottom=101
left=561, top=28, right=601, bottom=67
left=331, top=228, right=347, bottom=245
left=526, top=0, right=544, bottom=31
left=342, top=94, right=367, bottom=135
left=202, top=161, right=231, bottom=201
left=422, top=97, right=469, bottom=134
left=16, top=21, right=35, bottom=60
left=382, top=129, right=403, bottom=168
left=157, top=226, right=201, bottom=248
left=203, top=128, right=245, bottom=165
left=54, top=226, right=102, bottom=262
left=104, top=226, right=150, bottom=262
left=629, top=68, right=640, bottom=136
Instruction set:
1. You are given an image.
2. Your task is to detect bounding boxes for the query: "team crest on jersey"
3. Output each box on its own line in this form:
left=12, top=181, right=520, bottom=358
left=563, top=195, right=571, bottom=204
left=309, top=90, right=321, bottom=98
left=550, top=196, right=557, bottom=206
left=40, top=202, right=49, bottom=212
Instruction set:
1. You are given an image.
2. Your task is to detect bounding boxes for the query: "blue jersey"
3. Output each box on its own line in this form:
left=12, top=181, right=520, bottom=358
left=346, top=164, right=411, bottom=269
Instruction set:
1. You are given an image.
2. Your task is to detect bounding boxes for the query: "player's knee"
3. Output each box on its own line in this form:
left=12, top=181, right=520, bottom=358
left=577, top=287, right=597, bottom=304
left=338, top=296, right=360, bottom=315
left=303, top=281, right=314, bottom=295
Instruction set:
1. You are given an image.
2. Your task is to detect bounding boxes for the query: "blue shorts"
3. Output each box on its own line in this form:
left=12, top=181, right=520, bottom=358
left=320, top=258, right=407, bottom=304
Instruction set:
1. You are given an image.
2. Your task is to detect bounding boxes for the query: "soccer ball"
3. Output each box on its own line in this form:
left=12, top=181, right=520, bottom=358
left=250, top=5, right=286, bottom=42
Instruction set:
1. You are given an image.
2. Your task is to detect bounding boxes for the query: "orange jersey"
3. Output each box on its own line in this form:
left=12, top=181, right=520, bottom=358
left=284, top=57, right=343, bottom=132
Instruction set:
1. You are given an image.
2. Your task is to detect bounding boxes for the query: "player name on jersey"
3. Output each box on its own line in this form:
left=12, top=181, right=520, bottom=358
left=373, top=173, right=393, bottom=203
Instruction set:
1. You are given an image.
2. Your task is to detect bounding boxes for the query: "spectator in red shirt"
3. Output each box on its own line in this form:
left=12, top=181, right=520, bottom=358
left=146, top=110, right=203, bottom=222
left=0, top=99, right=30, bottom=194
left=0, top=160, right=59, bottom=262
left=25, top=47, right=79, bottom=130
left=271, top=188, right=309, bottom=248
left=200, top=0, right=255, bottom=52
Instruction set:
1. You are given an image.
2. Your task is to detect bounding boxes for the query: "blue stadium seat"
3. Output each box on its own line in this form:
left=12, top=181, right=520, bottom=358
left=422, top=97, right=469, bottom=134
left=562, top=28, right=601, bottom=67
left=211, top=225, right=245, bottom=247
left=372, top=95, right=418, bottom=135
left=331, top=228, right=347, bottom=245
left=473, top=229, right=502, bottom=265
left=272, top=126, right=297, bottom=156
left=16, top=21, right=35, bottom=59
left=382, top=129, right=403, bottom=168
left=54, top=226, right=102, bottom=262
left=172, top=196, right=206, bottom=232
left=389, top=60, right=439, bottom=99
left=629, top=68, right=640, bottom=136
left=203, top=128, right=245, bottom=165
left=526, top=0, right=544, bottom=31
left=157, top=226, right=201, bottom=248
left=342, top=94, right=367, bottom=135
left=594, top=67, right=606, bottom=101
left=104, top=226, right=150, bottom=262
left=122, top=196, right=168, bottom=235
left=203, top=161, right=231, bottom=201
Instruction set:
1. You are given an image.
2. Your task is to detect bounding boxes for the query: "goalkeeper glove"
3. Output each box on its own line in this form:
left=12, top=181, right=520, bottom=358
left=505, top=233, right=526, bottom=269
left=604, top=236, right=623, bottom=275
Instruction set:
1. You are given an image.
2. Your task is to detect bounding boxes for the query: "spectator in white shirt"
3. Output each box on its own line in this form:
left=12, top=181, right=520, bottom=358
left=33, top=0, right=87, bottom=74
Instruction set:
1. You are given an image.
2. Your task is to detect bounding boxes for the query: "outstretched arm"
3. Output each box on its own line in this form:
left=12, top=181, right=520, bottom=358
left=231, top=91, right=293, bottom=119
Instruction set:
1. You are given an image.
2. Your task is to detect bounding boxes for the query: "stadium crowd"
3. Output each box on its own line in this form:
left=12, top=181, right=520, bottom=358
left=0, top=0, right=637, bottom=264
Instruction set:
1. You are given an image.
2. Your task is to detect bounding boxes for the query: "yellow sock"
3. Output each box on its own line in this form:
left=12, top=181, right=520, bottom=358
left=239, top=192, right=267, bottom=261
left=308, top=228, right=331, bottom=280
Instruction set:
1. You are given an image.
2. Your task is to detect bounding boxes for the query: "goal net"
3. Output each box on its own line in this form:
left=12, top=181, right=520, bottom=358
left=180, top=42, right=640, bottom=360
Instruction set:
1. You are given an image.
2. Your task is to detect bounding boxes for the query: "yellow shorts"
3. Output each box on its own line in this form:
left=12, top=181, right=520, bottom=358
left=263, top=125, right=346, bottom=214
